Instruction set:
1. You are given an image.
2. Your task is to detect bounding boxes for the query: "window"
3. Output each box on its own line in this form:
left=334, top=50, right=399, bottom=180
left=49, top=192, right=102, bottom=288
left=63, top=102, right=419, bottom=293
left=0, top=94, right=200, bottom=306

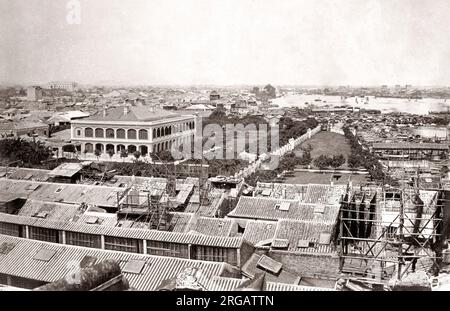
left=75, top=128, right=81, bottom=136
left=127, top=129, right=137, bottom=139
left=147, top=241, right=189, bottom=258
left=84, top=143, right=93, bottom=153
left=29, top=227, right=59, bottom=243
left=95, top=128, right=104, bottom=138
left=106, top=128, right=115, bottom=138
left=123, top=260, right=146, bottom=274
left=192, top=246, right=236, bottom=265
left=33, top=249, right=56, bottom=262
left=117, top=129, right=126, bottom=139
left=139, top=129, right=148, bottom=140
left=85, top=128, right=93, bottom=137
left=104, top=236, right=141, bottom=253
left=257, top=255, right=283, bottom=274
left=0, top=222, right=21, bottom=237
left=66, top=231, right=101, bottom=248
left=0, top=242, right=15, bottom=255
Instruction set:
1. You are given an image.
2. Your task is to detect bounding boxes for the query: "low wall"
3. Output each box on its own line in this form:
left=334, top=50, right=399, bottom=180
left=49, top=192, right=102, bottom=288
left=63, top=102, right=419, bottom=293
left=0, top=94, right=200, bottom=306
left=234, top=125, right=322, bottom=179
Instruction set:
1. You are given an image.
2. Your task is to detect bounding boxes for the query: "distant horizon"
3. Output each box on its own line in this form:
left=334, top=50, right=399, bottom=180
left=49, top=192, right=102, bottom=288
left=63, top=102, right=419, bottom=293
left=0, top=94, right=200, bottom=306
left=1, top=82, right=450, bottom=89
left=2, top=0, right=450, bottom=87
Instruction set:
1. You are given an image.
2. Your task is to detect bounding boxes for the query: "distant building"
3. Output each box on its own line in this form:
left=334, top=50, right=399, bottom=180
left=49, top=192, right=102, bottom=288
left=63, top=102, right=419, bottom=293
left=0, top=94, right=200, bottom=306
left=26, top=86, right=42, bottom=102
left=47, top=111, right=90, bottom=126
left=372, top=142, right=449, bottom=161
left=47, top=81, right=78, bottom=92
left=0, top=120, right=48, bottom=138
left=210, top=90, right=220, bottom=101
left=70, top=105, right=197, bottom=157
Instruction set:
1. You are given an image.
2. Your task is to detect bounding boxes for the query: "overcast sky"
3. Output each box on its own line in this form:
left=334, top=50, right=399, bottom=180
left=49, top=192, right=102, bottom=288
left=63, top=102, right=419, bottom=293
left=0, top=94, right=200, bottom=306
left=1, top=0, right=449, bottom=86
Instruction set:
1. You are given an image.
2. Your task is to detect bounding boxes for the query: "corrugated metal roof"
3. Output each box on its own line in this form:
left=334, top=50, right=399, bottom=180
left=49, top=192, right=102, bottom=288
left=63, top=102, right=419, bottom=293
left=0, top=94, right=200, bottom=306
left=266, top=282, right=335, bottom=291
left=0, top=213, right=243, bottom=248
left=0, top=235, right=224, bottom=291
left=207, top=276, right=245, bottom=291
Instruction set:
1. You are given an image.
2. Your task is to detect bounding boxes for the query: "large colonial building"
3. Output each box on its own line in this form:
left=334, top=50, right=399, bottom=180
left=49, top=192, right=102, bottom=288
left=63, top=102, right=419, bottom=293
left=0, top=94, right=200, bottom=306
left=70, top=106, right=196, bottom=157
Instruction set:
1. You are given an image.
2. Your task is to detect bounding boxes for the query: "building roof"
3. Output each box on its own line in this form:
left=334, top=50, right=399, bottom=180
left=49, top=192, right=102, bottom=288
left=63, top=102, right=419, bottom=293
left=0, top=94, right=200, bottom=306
left=228, top=196, right=340, bottom=223
left=0, top=120, right=47, bottom=132
left=16, top=200, right=81, bottom=222
left=255, top=183, right=347, bottom=205
left=185, top=216, right=236, bottom=237
left=48, top=163, right=84, bottom=178
left=265, top=282, right=335, bottom=291
left=271, top=219, right=335, bottom=254
left=372, top=142, right=449, bottom=150
left=241, top=253, right=301, bottom=285
left=80, top=106, right=189, bottom=123
left=241, top=220, right=277, bottom=246
left=0, top=167, right=50, bottom=182
left=0, top=179, right=121, bottom=208
left=0, top=212, right=244, bottom=249
left=0, top=235, right=224, bottom=291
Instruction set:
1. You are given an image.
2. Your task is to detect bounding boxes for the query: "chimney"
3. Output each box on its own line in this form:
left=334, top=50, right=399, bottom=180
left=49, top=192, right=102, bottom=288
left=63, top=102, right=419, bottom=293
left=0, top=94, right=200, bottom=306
left=124, top=106, right=129, bottom=116
left=103, top=108, right=107, bottom=117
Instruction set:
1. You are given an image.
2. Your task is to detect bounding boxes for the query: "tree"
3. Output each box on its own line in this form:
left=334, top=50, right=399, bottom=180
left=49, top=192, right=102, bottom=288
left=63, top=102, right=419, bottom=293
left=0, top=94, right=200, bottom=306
left=251, top=86, right=260, bottom=95
left=133, top=151, right=141, bottom=161
left=314, top=155, right=332, bottom=170
left=331, top=154, right=346, bottom=168
left=120, top=149, right=128, bottom=162
left=94, top=149, right=102, bottom=161
left=150, top=150, right=175, bottom=162
left=62, top=144, right=76, bottom=153
left=263, top=84, right=276, bottom=99
left=0, top=137, right=52, bottom=165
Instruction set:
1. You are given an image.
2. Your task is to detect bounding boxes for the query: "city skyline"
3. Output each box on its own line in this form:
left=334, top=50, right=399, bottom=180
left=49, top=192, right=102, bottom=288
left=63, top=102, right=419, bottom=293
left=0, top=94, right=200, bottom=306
left=1, top=0, right=450, bottom=86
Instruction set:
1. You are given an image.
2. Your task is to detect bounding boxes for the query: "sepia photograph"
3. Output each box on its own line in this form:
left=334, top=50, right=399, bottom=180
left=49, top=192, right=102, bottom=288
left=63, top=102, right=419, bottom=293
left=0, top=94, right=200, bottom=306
left=0, top=0, right=450, bottom=298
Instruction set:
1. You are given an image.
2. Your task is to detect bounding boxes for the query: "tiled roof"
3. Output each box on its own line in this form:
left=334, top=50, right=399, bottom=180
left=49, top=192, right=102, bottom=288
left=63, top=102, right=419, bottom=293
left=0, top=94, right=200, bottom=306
left=241, top=220, right=277, bottom=246
left=272, top=219, right=335, bottom=254
left=17, top=200, right=80, bottom=222
left=0, top=179, right=122, bottom=208
left=81, top=106, right=188, bottom=122
left=255, top=183, right=347, bottom=206
left=0, top=167, right=50, bottom=182
left=186, top=216, right=235, bottom=237
left=228, top=196, right=340, bottom=223
left=0, top=235, right=224, bottom=291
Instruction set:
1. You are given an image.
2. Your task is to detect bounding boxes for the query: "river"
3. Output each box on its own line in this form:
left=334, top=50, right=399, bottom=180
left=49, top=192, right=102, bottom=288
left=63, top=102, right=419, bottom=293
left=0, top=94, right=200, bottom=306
left=272, top=94, right=449, bottom=115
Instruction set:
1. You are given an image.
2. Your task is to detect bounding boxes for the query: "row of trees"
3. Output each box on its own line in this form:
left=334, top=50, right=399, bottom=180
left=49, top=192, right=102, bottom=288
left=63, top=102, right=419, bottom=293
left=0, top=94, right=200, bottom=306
left=313, top=154, right=346, bottom=170
left=0, top=138, right=52, bottom=165
left=343, top=127, right=397, bottom=184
